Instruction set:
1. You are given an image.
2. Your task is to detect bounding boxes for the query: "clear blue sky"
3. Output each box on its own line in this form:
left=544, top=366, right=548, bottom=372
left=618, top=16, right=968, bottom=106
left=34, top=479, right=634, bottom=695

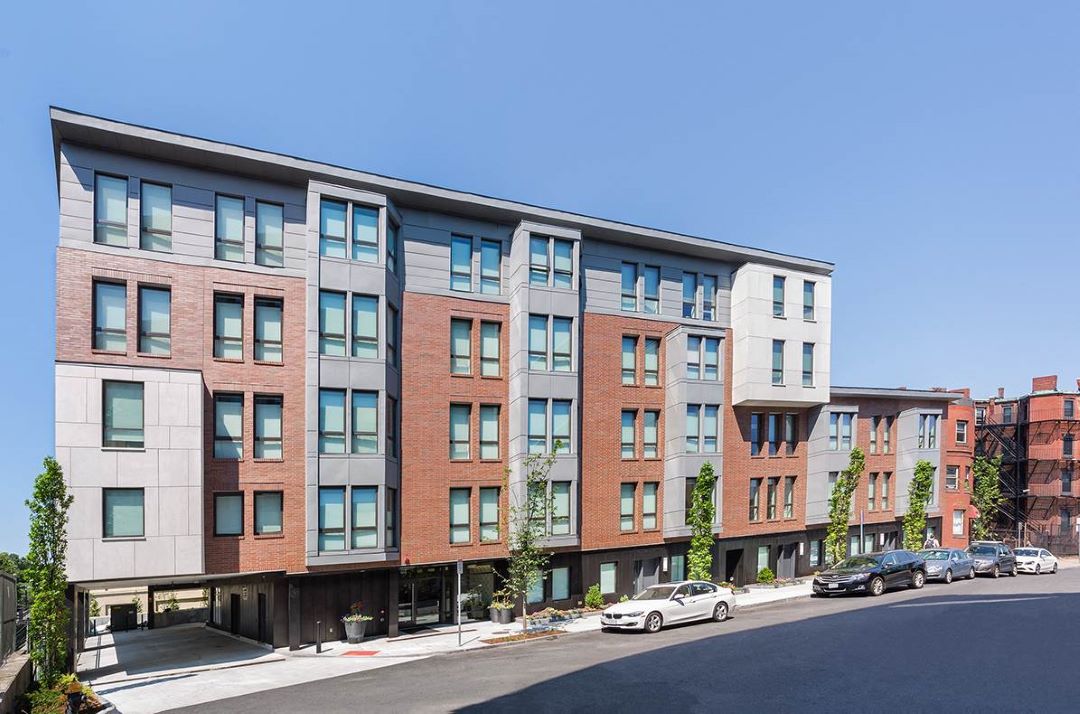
left=1, top=2, right=1077, bottom=553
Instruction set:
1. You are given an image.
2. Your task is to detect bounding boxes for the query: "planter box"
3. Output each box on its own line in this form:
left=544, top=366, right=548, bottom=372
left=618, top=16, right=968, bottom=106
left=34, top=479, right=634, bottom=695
left=343, top=619, right=368, bottom=644
left=489, top=607, right=515, bottom=624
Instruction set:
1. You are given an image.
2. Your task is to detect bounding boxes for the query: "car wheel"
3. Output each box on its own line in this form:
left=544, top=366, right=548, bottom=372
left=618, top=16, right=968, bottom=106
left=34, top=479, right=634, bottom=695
left=869, top=576, right=885, bottom=596
left=1035, top=565, right=1041, bottom=575
left=944, top=569, right=953, bottom=584
left=1052, top=563, right=1058, bottom=574
left=644, top=612, right=663, bottom=634
left=911, top=571, right=926, bottom=589
left=968, top=566, right=976, bottom=580
left=1010, top=564, right=1018, bottom=577
left=712, top=602, right=729, bottom=622
left=992, top=564, right=1000, bottom=578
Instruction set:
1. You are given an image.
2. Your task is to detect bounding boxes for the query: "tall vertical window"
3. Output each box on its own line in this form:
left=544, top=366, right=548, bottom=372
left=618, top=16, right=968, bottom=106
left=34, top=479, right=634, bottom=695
left=644, top=338, right=660, bottom=386
left=918, top=414, right=938, bottom=449
left=802, top=343, right=814, bottom=386
left=703, top=406, right=719, bottom=453
left=621, top=410, right=637, bottom=458
left=841, top=413, right=853, bottom=450
left=215, top=195, right=245, bottom=262
left=686, top=405, right=700, bottom=454
left=529, top=236, right=549, bottom=285
left=621, top=336, right=637, bottom=385
left=450, top=235, right=472, bottom=291
left=385, top=487, right=397, bottom=547
left=684, top=477, right=697, bottom=526
left=480, top=322, right=500, bottom=376
left=643, top=482, right=658, bottom=529
left=214, top=493, right=244, bottom=536
left=671, top=554, right=686, bottom=581
left=351, top=295, right=378, bottom=358
left=1003, top=405, right=1014, bottom=423
left=450, top=319, right=472, bottom=375
left=386, top=222, right=399, bottom=274
left=551, top=482, right=571, bottom=535
left=552, top=566, right=570, bottom=600
left=1060, top=508, right=1073, bottom=535
left=1066, top=400, right=1076, bottom=419
left=450, top=488, right=471, bottom=543
left=749, top=479, right=761, bottom=521
left=552, top=239, right=573, bottom=288
left=351, top=487, right=378, bottom=548
left=480, top=487, right=500, bottom=541
left=783, top=476, right=795, bottom=518
left=552, top=400, right=571, bottom=453
left=528, top=315, right=548, bottom=370
left=214, top=294, right=243, bottom=359
left=870, top=416, right=879, bottom=453
left=772, top=340, right=784, bottom=385
left=766, top=477, right=778, bottom=519
left=351, top=391, right=378, bottom=454
left=768, top=413, right=781, bottom=456
left=644, top=411, right=659, bottom=458
left=883, top=417, right=892, bottom=453
left=784, top=413, right=798, bottom=455
left=318, top=389, right=346, bottom=454
left=319, top=199, right=347, bottom=258
left=881, top=473, right=891, bottom=510
left=480, top=239, right=501, bottom=294
left=1065, top=435, right=1074, bottom=459
left=682, top=273, right=697, bottom=318
left=868, top=473, right=878, bottom=510
left=103, top=381, right=144, bottom=448
left=137, top=286, right=170, bottom=355
left=94, top=174, right=128, bottom=246
left=952, top=509, right=965, bottom=537
left=479, top=405, right=500, bottom=459
left=702, top=275, right=717, bottom=321
left=750, top=413, right=762, bottom=456
left=449, top=404, right=471, bottom=460
left=352, top=205, right=378, bottom=263
left=254, top=395, right=283, bottom=459
left=620, top=483, right=636, bottom=531
left=254, top=298, right=283, bottom=362
left=600, top=562, right=617, bottom=594
left=528, top=399, right=547, bottom=454
left=386, top=396, right=398, bottom=459
left=552, top=317, right=573, bottom=371
left=386, top=303, right=399, bottom=367
left=643, top=266, right=660, bottom=314
left=955, top=420, right=968, bottom=444
left=254, top=491, right=283, bottom=535
left=214, top=394, right=243, bottom=459
left=139, top=183, right=172, bottom=252
left=255, top=201, right=284, bottom=267
left=772, top=275, right=785, bottom=317
left=93, top=281, right=126, bottom=352
left=829, top=413, right=854, bottom=450
left=318, top=487, right=345, bottom=551
left=803, top=281, right=815, bottom=320
left=103, top=488, right=143, bottom=537
left=945, top=465, right=959, bottom=490
left=687, top=336, right=701, bottom=379
left=703, top=338, right=719, bottom=380
left=1062, top=469, right=1073, bottom=494
left=621, top=263, right=638, bottom=311
left=318, top=291, right=346, bottom=356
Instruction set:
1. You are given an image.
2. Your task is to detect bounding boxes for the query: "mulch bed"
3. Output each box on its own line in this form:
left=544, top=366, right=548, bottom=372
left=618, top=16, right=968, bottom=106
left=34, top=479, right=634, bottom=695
left=480, top=629, right=565, bottom=645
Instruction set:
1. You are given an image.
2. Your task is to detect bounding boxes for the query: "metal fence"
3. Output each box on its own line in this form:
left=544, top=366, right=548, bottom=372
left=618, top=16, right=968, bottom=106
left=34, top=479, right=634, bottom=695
left=0, top=572, right=27, bottom=663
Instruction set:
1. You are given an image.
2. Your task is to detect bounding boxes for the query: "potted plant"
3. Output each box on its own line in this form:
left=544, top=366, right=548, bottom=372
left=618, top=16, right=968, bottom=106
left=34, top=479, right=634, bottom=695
left=341, top=600, right=374, bottom=644
left=488, top=589, right=515, bottom=625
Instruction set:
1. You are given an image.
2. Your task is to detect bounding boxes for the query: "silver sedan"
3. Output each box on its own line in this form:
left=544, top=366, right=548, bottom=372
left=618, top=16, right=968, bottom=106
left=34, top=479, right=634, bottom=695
left=918, top=548, right=975, bottom=583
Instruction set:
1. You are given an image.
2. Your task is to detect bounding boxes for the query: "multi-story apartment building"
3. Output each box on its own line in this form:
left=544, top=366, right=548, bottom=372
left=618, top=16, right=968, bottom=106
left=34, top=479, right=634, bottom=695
left=51, top=108, right=973, bottom=654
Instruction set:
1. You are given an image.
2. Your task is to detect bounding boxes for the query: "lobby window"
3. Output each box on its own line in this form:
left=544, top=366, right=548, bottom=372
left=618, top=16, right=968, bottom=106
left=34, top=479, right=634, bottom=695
left=386, top=487, right=397, bottom=547
left=352, top=205, right=378, bottom=263
left=552, top=400, right=571, bottom=453
left=215, top=195, right=245, bottom=262
left=870, top=416, right=879, bottom=454
left=551, top=482, right=571, bottom=535
left=351, top=295, right=378, bottom=358
left=552, top=566, right=570, bottom=601
left=386, top=304, right=399, bottom=367
left=803, top=280, right=815, bottom=320
left=139, top=182, right=172, bottom=252
left=480, top=239, right=501, bottom=294
left=255, top=201, right=284, bottom=267
left=213, top=394, right=243, bottom=459
left=749, top=479, right=761, bottom=521
left=1065, top=435, right=1074, bottom=459
left=702, top=275, right=717, bottom=321
left=643, top=265, right=660, bottom=314
left=103, top=488, right=143, bottom=538
left=214, top=493, right=243, bottom=536
left=318, top=487, right=346, bottom=551
left=351, top=487, right=378, bottom=548
left=687, top=336, right=701, bottom=379
left=386, top=396, right=398, bottom=459
left=750, top=413, right=763, bottom=456
left=771, top=340, right=784, bottom=385
left=319, top=199, right=347, bottom=258
left=621, top=263, right=638, bottom=311
left=622, top=336, right=637, bottom=385
left=93, top=281, right=126, bottom=352
left=621, top=410, right=637, bottom=458
left=768, top=413, right=781, bottom=456
left=644, top=338, right=660, bottom=385
left=784, top=413, right=798, bottom=455
left=479, top=405, right=500, bottom=459
left=766, top=477, right=778, bottom=519
left=94, top=174, right=128, bottom=246
left=213, top=293, right=244, bottom=359
left=450, top=319, right=472, bottom=375
left=318, top=389, right=346, bottom=454
left=480, top=322, right=501, bottom=376
left=450, top=488, right=471, bottom=543
left=946, top=465, right=959, bottom=490
left=552, top=318, right=573, bottom=372
left=351, top=391, right=378, bottom=454
left=449, top=404, right=471, bottom=460
left=103, top=381, right=143, bottom=448
left=643, top=482, right=658, bottom=529
left=671, top=554, right=686, bottom=581
left=685, top=406, right=700, bottom=454
left=1066, top=400, right=1076, bottom=419
left=450, top=235, right=472, bottom=291
left=802, top=343, right=814, bottom=386
left=599, top=562, right=617, bottom=595
left=254, top=395, right=283, bottom=459
left=480, top=487, right=500, bottom=542
left=254, top=297, right=283, bottom=363
left=644, top=411, right=659, bottom=458
left=529, top=236, right=550, bottom=285
left=386, top=222, right=399, bottom=274
left=772, top=275, right=785, bottom=317
left=952, top=509, right=965, bottom=537
left=254, top=491, right=283, bottom=535
left=620, top=483, right=636, bottom=531
left=809, top=540, right=821, bottom=568
left=703, top=406, right=718, bottom=453
left=552, top=239, right=573, bottom=288
left=1063, top=469, right=1073, bottom=494
left=528, top=399, right=547, bottom=454
left=318, top=291, right=346, bottom=356
left=137, top=286, right=170, bottom=355
left=784, top=476, right=795, bottom=518
left=682, top=272, right=697, bottom=318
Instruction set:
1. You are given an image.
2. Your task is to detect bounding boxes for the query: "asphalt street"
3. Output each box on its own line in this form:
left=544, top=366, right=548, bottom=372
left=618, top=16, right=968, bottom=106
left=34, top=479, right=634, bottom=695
left=167, top=569, right=1080, bottom=714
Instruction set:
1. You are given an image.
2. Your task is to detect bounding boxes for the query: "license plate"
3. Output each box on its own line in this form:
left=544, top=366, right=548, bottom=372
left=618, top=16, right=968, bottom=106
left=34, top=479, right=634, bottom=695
left=828, top=583, right=840, bottom=590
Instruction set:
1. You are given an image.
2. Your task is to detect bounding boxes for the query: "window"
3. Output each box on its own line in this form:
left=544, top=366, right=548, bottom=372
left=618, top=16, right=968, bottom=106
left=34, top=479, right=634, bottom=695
left=829, top=413, right=854, bottom=450
left=946, top=466, right=959, bottom=490
left=319, top=199, right=347, bottom=258
left=480, top=487, right=500, bottom=542
left=828, top=472, right=838, bottom=501
left=1003, top=405, right=1014, bottom=423
left=351, top=295, right=378, bottom=358
left=103, top=488, right=143, bottom=538
left=351, top=487, right=378, bottom=548
left=450, top=319, right=472, bottom=375
left=386, top=222, right=399, bottom=274
left=682, top=273, right=697, bottom=318
left=254, top=395, right=283, bottom=459
left=870, top=416, right=879, bottom=454
left=883, top=417, right=892, bottom=453
left=215, top=195, right=245, bottom=262
left=599, top=562, right=617, bottom=594
left=254, top=492, right=283, bottom=535
left=644, top=338, right=660, bottom=385
left=750, top=413, right=763, bottom=456
left=620, top=483, right=636, bottom=531
left=255, top=201, right=283, bottom=267
left=772, top=275, right=785, bottom=317
left=386, top=304, right=399, bottom=367
left=214, top=294, right=243, bottom=359
left=137, top=286, right=170, bottom=355
left=766, top=477, right=778, bottom=519
left=703, top=338, right=719, bottom=380
left=784, top=414, right=798, bottom=455
left=93, top=281, right=126, bottom=352
left=94, top=174, right=128, bottom=246
left=702, top=405, right=718, bottom=452
left=351, top=392, right=378, bottom=454
left=552, top=400, right=571, bottom=453
left=552, top=317, right=573, bottom=371
left=352, top=205, right=378, bottom=263
left=386, top=396, right=398, bottom=459
left=318, top=291, right=346, bottom=356
left=918, top=414, right=938, bottom=449
left=386, top=487, right=397, bottom=547
left=809, top=540, right=821, bottom=567
left=749, top=479, right=761, bottom=521
left=529, top=236, right=549, bottom=285
left=772, top=340, right=784, bottom=385
left=450, top=235, right=472, bottom=291
left=643, top=483, right=658, bottom=529
left=952, top=509, right=965, bottom=537
left=254, top=298, right=283, bottom=362
left=1065, top=435, right=1074, bottom=459
left=552, top=566, right=570, bottom=600
left=1067, top=400, right=1076, bottom=419
left=803, top=281, right=815, bottom=320
left=768, top=413, right=781, bottom=456
left=976, top=407, right=986, bottom=425
left=955, top=420, right=968, bottom=444
left=318, top=389, right=346, bottom=453
left=621, top=336, right=637, bottom=385
left=620, top=263, right=638, bottom=311
left=868, top=473, right=878, bottom=510
left=318, top=487, right=346, bottom=551
left=527, top=570, right=545, bottom=604
left=687, top=336, right=701, bottom=379
left=528, top=399, right=547, bottom=454
left=480, top=239, right=501, bottom=294
left=449, top=404, right=471, bottom=460
left=686, top=405, right=700, bottom=454
left=480, top=322, right=500, bottom=376
left=450, top=488, right=471, bottom=543
left=479, top=405, right=500, bottom=459
left=1060, top=508, right=1072, bottom=536
left=214, top=493, right=243, bottom=536
left=702, top=275, right=717, bottom=321
left=784, top=476, right=795, bottom=518
left=684, top=477, right=697, bottom=526
left=643, top=266, right=660, bottom=314
left=553, top=239, right=573, bottom=288
left=528, top=315, right=547, bottom=370
left=881, top=473, right=891, bottom=510
left=551, top=482, right=571, bottom=535
left=621, top=410, right=636, bottom=458
left=214, top=394, right=243, bottom=459
left=1063, top=469, right=1073, bottom=494
left=802, top=343, right=814, bottom=386
left=644, top=411, right=659, bottom=458
left=671, top=554, right=686, bottom=581
left=103, top=381, right=143, bottom=448
left=140, top=182, right=171, bottom=251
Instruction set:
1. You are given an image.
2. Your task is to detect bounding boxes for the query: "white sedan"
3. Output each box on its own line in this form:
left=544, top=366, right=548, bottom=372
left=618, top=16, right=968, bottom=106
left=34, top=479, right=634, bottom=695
left=1014, top=547, right=1058, bottom=575
left=600, top=581, right=735, bottom=633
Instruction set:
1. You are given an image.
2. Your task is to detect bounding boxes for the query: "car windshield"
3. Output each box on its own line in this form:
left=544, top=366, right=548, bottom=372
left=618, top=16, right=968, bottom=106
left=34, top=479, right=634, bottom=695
left=1014, top=548, right=1039, bottom=557
left=968, top=546, right=997, bottom=556
left=921, top=550, right=949, bottom=560
left=832, top=556, right=878, bottom=569
left=633, top=586, right=676, bottom=601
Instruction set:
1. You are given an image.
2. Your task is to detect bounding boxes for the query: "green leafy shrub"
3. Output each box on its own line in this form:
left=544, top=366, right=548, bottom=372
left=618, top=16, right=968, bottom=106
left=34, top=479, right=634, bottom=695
left=584, top=584, right=604, bottom=609
left=618, top=594, right=629, bottom=603
left=757, top=567, right=776, bottom=584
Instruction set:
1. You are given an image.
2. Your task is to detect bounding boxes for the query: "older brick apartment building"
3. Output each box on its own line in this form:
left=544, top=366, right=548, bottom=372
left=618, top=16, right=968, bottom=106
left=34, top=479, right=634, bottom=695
left=51, top=108, right=976, bottom=651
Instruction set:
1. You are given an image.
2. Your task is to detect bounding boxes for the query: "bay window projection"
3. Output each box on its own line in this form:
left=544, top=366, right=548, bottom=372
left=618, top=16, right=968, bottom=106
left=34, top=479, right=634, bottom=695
left=351, top=392, right=378, bottom=454
left=318, top=487, right=346, bottom=551
left=352, top=295, right=378, bottom=358
left=319, top=200, right=347, bottom=258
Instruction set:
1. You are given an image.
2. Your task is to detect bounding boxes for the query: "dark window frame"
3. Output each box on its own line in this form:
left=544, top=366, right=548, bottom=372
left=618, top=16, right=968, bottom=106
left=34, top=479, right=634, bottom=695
left=102, top=487, right=145, bottom=538
left=213, top=491, right=245, bottom=537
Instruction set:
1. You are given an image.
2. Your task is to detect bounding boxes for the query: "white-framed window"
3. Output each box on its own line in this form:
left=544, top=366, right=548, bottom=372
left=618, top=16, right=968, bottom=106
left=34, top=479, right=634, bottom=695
left=946, top=465, right=959, bottom=490
left=956, top=420, right=968, bottom=444
left=952, top=509, right=965, bottom=537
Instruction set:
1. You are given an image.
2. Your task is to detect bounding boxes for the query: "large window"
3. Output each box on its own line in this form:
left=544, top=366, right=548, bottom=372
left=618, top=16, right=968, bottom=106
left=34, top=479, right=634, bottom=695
left=702, top=275, right=717, bottom=321
left=137, top=286, right=170, bottom=355
left=351, top=391, right=378, bottom=454
left=620, top=483, right=635, bottom=531
left=479, top=405, right=500, bottom=459
left=644, top=338, right=660, bottom=385
left=529, top=236, right=550, bottom=285
left=254, top=297, right=283, bottom=362
left=918, top=414, right=938, bottom=449
left=802, top=343, right=814, bottom=386
left=351, top=487, right=378, bottom=548
left=551, top=482, right=571, bottom=535
left=644, top=411, right=659, bottom=458
left=103, top=488, right=143, bottom=538
left=450, top=404, right=471, bottom=460
left=254, top=395, right=283, bottom=459
left=945, top=465, right=959, bottom=490
left=480, top=487, right=500, bottom=542
left=528, top=399, right=548, bottom=455
left=215, top=195, right=245, bottom=262
left=93, top=281, right=126, bottom=352
left=318, top=487, right=346, bottom=551
left=643, top=265, right=660, bottom=314
left=528, top=315, right=548, bottom=370
left=103, top=381, right=143, bottom=448
left=621, top=410, right=636, bottom=458
left=214, top=394, right=243, bottom=459
left=772, top=275, right=785, bottom=317
left=450, top=319, right=472, bottom=375
left=318, top=291, right=346, bottom=356
left=750, top=412, right=762, bottom=456
left=255, top=201, right=284, bottom=267
left=450, top=488, right=471, bottom=543
left=682, top=273, right=697, bottom=318
left=94, top=174, right=128, bottom=246
left=254, top=491, right=283, bottom=535
left=319, top=200, right=347, bottom=258
left=643, top=482, right=658, bottom=529
left=450, top=235, right=472, bottom=291
left=318, top=389, right=346, bottom=453
left=829, top=412, right=854, bottom=450
left=139, top=182, right=172, bottom=252
left=686, top=335, right=721, bottom=381
left=553, top=239, right=573, bottom=288
left=213, top=294, right=243, bottom=359
left=621, top=263, right=638, bottom=311
left=766, top=477, right=778, bottom=519
left=772, top=340, right=784, bottom=385
left=686, top=405, right=700, bottom=454
left=552, top=318, right=572, bottom=372
left=351, top=295, right=378, bottom=358
left=552, top=400, right=571, bottom=453
left=784, top=476, right=795, bottom=518
left=480, top=239, right=501, bottom=294
left=749, top=478, right=761, bottom=521
left=599, top=562, right=616, bottom=594
left=803, top=280, right=815, bottom=320
left=352, top=206, right=378, bottom=263
left=480, top=322, right=500, bottom=376
left=622, top=336, right=637, bottom=385
left=214, top=493, right=243, bottom=536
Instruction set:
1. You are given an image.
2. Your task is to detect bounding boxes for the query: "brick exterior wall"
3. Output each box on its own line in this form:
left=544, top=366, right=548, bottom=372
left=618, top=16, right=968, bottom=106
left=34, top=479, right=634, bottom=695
left=940, top=393, right=975, bottom=548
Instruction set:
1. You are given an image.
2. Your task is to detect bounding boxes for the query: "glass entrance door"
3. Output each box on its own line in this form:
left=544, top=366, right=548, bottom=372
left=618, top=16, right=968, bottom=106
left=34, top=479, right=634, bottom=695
left=398, top=569, right=445, bottom=629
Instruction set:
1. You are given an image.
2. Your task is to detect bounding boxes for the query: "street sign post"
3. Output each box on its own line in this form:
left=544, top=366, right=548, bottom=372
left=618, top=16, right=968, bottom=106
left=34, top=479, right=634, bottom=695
left=456, top=559, right=463, bottom=647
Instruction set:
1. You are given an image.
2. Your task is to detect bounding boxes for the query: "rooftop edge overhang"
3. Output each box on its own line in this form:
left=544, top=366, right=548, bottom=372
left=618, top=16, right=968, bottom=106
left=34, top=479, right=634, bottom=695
left=829, top=386, right=962, bottom=402
left=50, top=106, right=834, bottom=276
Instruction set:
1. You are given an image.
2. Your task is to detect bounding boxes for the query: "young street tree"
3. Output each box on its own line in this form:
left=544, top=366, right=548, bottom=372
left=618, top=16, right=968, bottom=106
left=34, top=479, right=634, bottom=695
left=824, top=447, right=866, bottom=565
left=970, top=455, right=1004, bottom=540
left=504, top=442, right=558, bottom=631
left=25, top=456, right=74, bottom=685
left=903, top=459, right=936, bottom=550
left=687, top=462, right=718, bottom=581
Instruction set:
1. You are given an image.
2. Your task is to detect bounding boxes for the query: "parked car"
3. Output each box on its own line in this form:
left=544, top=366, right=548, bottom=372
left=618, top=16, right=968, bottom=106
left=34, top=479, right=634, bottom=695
left=1014, top=547, right=1058, bottom=575
left=966, top=541, right=1017, bottom=577
left=918, top=548, right=976, bottom=583
left=600, top=581, right=735, bottom=634
left=812, top=550, right=926, bottom=597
